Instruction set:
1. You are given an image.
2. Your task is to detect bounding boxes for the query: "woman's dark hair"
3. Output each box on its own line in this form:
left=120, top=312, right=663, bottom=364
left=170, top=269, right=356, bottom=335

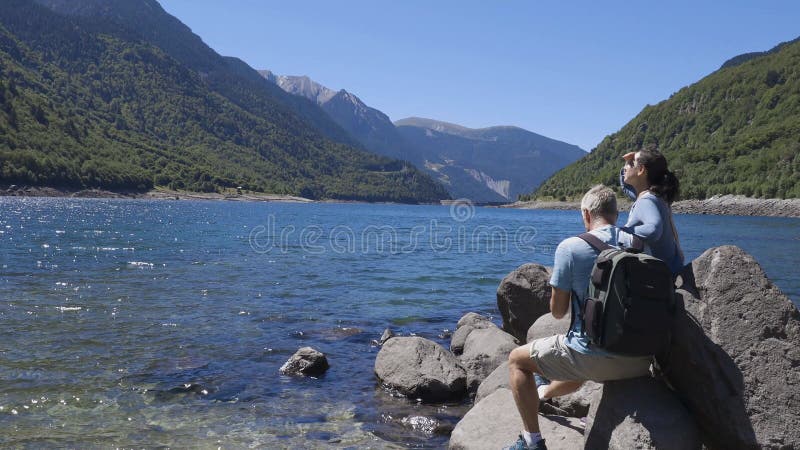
left=637, top=145, right=680, bottom=204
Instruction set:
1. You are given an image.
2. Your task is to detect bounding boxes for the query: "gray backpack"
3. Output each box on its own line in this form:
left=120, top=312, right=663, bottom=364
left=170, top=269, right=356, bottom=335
left=573, top=233, right=676, bottom=356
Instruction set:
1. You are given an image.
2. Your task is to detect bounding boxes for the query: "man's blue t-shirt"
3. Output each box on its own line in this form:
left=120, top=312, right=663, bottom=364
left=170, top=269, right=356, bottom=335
left=549, top=225, right=632, bottom=355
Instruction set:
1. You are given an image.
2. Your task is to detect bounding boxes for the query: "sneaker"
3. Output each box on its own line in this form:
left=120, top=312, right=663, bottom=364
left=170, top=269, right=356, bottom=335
left=504, top=434, right=548, bottom=450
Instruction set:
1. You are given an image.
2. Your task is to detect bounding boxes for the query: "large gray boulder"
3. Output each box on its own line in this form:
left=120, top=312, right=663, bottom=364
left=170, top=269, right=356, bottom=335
left=550, top=381, right=602, bottom=418
left=497, top=263, right=552, bottom=342
left=375, top=337, right=467, bottom=402
left=666, top=246, right=800, bottom=449
left=584, top=377, right=701, bottom=449
left=279, top=347, right=329, bottom=376
left=459, top=326, right=518, bottom=392
left=527, top=312, right=570, bottom=343
left=449, top=388, right=584, bottom=450
left=474, top=361, right=509, bottom=404
left=475, top=362, right=600, bottom=418
left=457, top=312, right=493, bottom=329
left=450, top=312, right=494, bottom=355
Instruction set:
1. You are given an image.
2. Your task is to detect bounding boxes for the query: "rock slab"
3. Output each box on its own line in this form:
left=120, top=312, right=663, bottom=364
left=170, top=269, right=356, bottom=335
left=667, top=246, right=800, bottom=449
left=450, top=312, right=494, bottom=355
left=280, top=347, right=329, bottom=376
left=474, top=361, right=509, bottom=404
left=550, top=380, right=601, bottom=418
left=527, top=312, right=570, bottom=343
left=584, top=377, right=701, bottom=450
left=459, top=326, right=517, bottom=392
left=449, top=388, right=584, bottom=450
left=375, top=336, right=467, bottom=402
left=475, top=362, right=600, bottom=418
left=497, top=263, right=552, bottom=342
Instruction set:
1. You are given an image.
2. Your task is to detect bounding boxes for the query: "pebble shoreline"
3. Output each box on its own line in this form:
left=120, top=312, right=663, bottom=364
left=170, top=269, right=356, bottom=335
left=506, top=194, right=800, bottom=218
left=0, top=186, right=312, bottom=203
left=3, top=186, right=800, bottom=218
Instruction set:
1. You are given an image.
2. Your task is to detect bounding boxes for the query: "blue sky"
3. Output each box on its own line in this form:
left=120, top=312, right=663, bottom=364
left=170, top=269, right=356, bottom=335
left=159, top=0, right=800, bottom=151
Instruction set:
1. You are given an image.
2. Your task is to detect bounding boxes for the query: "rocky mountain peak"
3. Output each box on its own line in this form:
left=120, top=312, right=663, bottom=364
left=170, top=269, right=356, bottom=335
left=260, top=72, right=338, bottom=105
left=257, top=69, right=277, bottom=83
left=259, top=72, right=584, bottom=202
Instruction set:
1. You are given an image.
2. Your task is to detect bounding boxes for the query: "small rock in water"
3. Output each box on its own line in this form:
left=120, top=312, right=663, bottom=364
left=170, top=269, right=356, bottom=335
left=280, top=347, right=329, bottom=376
left=380, top=328, right=395, bottom=344
left=400, top=415, right=452, bottom=435
left=152, top=382, right=211, bottom=400
left=372, top=328, right=396, bottom=346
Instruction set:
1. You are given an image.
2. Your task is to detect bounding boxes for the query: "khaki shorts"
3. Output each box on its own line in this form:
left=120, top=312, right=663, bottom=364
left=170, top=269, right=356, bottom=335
left=529, top=335, right=651, bottom=382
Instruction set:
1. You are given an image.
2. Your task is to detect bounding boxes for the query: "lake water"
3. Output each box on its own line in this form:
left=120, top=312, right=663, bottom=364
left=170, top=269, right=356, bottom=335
left=1, top=198, right=798, bottom=448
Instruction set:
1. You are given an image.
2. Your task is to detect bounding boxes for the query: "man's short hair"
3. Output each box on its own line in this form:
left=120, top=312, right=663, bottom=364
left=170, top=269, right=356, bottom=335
left=581, top=185, right=618, bottom=221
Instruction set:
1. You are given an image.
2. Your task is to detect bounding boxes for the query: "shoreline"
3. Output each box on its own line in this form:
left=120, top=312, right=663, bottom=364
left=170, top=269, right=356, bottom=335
left=504, top=195, right=800, bottom=218
left=0, top=185, right=315, bottom=203
left=3, top=185, right=800, bottom=218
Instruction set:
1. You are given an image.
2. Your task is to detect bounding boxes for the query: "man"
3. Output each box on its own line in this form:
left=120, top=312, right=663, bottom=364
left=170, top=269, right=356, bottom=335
left=504, top=185, right=652, bottom=450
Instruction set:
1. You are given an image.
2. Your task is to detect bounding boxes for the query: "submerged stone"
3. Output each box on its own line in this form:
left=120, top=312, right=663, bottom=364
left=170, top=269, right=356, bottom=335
left=280, top=347, right=329, bottom=376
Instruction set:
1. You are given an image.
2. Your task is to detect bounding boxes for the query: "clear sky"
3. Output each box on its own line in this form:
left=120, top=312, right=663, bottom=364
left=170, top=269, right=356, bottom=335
left=159, top=0, right=800, bottom=151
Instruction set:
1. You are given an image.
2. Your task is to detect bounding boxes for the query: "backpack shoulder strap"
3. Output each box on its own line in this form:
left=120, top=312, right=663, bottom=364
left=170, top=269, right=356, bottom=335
left=577, top=232, right=615, bottom=252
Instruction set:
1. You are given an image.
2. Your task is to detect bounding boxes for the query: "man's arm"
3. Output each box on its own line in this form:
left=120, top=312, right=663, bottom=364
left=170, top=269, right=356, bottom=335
left=550, top=286, right=571, bottom=319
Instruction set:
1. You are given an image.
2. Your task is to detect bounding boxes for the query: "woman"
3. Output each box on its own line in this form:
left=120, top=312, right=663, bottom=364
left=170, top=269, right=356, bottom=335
left=619, top=146, right=685, bottom=275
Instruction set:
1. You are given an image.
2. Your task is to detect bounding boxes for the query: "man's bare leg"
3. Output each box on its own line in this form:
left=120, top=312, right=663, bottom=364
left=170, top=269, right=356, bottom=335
left=508, top=344, right=542, bottom=433
left=540, top=380, right=583, bottom=400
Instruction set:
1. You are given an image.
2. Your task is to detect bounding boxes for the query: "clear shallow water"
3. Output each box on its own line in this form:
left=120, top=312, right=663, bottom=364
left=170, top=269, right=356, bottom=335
left=0, top=198, right=797, bottom=448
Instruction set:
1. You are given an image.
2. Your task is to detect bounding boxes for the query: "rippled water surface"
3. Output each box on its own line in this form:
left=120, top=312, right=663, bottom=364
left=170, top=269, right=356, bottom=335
left=0, top=198, right=798, bottom=448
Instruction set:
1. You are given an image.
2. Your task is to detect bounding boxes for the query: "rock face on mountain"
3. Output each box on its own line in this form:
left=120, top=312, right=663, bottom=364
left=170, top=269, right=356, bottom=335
left=261, top=72, right=586, bottom=202
left=260, top=72, right=421, bottom=163
left=266, top=72, right=339, bottom=105
left=396, top=118, right=586, bottom=202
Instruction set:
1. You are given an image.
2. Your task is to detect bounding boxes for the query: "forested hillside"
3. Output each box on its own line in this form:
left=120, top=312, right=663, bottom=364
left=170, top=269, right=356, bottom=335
left=529, top=37, right=800, bottom=201
left=0, top=0, right=448, bottom=202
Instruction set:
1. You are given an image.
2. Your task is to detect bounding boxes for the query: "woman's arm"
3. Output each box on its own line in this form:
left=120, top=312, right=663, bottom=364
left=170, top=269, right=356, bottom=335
left=619, top=168, right=637, bottom=201
left=622, top=197, right=663, bottom=242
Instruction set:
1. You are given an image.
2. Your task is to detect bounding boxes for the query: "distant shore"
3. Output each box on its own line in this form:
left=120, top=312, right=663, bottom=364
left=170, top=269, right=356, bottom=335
left=3, top=186, right=800, bottom=218
left=505, top=195, right=800, bottom=218
left=0, top=185, right=314, bottom=203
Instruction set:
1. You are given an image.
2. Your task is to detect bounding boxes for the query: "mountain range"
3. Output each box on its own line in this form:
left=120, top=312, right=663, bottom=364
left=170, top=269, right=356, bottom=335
left=530, top=36, right=800, bottom=201
left=394, top=118, right=586, bottom=201
left=0, top=0, right=448, bottom=202
left=260, top=71, right=586, bottom=202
